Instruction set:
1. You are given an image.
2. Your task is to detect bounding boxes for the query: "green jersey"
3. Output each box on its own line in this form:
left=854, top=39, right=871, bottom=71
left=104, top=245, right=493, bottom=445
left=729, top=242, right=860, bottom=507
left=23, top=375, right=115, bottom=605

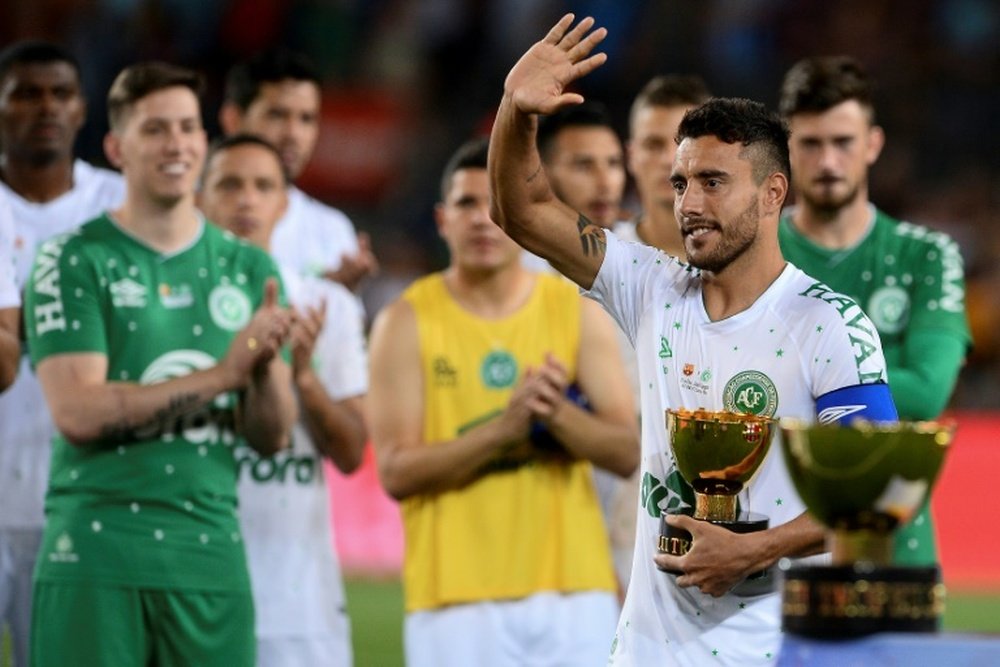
left=780, top=205, right=971, bottom=564
left=25, top=214, right=282, bottom=592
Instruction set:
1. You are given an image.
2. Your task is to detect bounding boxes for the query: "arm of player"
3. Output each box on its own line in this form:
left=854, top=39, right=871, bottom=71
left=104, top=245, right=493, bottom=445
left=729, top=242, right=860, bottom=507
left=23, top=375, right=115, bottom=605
left=531, top=300, right=638, bottom=477
left=369, top=299, right=543, bottom=500
left=488, top=14, right=610, bottom=289
left=655, top=512, right=826, bottom=597
left=0, top=306, right=19, bottom=392
left=291, top=301, right=366, bottom=473
left=888, top=329, right=966, bottom=419
left=235, top=278, right=297, bottom=456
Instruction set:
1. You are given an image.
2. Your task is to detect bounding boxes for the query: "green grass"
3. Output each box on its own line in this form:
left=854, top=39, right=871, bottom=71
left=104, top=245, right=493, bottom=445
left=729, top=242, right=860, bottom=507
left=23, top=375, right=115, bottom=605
left=2, top=581, right=996, bottom=667
left=343, top=578, right=1000, bottom=667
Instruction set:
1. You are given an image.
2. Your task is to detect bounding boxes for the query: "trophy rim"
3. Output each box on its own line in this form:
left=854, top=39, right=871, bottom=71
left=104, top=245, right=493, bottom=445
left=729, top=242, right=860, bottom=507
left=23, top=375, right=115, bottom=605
left=667, top=407, right=777, bottom=428
left=779, top=417, right=957, bottom=446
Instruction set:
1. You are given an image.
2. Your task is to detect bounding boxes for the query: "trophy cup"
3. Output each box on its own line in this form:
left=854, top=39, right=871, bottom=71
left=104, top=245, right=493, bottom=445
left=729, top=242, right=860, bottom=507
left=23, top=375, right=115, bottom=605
left=658, top=408, right=777, bottom=592
left=779, top=419, right=955, bottom=637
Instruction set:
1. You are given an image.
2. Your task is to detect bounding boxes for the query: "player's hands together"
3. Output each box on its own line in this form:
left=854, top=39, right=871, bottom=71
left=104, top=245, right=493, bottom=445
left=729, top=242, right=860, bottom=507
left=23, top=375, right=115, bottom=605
left=654, top=514, right=765, bottom=597
left=223, top=278, right=293, bottom=388
left=290, top=299, right=325, bottom=379
left=504, top=14, right=608, bottom=116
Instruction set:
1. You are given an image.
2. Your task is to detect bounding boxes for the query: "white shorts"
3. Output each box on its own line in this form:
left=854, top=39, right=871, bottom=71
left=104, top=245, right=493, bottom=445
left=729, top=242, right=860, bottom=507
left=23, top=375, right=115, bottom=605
left=405, top=590, right=618, bottom=667
left=0, top=528, right=42, bottom=667
left=256, top=634, right=352, bottom=667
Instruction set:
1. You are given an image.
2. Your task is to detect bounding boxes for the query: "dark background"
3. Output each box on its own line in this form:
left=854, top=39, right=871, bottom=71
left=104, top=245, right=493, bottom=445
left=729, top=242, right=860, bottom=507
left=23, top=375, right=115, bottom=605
left=3, top=0, right=997, bottom=408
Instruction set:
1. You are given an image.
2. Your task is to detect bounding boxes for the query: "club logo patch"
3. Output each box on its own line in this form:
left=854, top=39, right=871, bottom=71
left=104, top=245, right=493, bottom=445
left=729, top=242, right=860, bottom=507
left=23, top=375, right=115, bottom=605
left=480, top=350, right=518, bottom=389
left=723, top=370, right=779, bottom=417
left=867, top=285, right=910, bottom=335
left=208, top=284, right=252, bottom=331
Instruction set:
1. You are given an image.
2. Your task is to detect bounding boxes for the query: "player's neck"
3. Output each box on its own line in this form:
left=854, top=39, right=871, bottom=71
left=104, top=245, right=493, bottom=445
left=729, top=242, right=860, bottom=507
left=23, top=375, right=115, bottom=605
left=0, top=155, right=74, bottom=203
left=700, top=238, right=786, bottom=322
left=444, top=262, right=534, bottom=319
left=636, top=201, right=685, bottom=258
left=792, top=191, right=873, bottom=250
left=113, top=194, right=201, bottom=253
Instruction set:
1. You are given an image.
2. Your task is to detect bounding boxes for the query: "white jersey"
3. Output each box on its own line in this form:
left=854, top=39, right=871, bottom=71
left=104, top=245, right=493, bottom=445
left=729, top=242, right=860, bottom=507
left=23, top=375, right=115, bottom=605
left=611, top=218, right=641, bottom=244
left=0, top=161, right=124, bottom=529
left=270, top=186, right=359, bottom=279
left=0, top=195, right=18, bottom=308
left=587, top=232, right=887, bottom=666
left=237, top=267, right=367, bottom=640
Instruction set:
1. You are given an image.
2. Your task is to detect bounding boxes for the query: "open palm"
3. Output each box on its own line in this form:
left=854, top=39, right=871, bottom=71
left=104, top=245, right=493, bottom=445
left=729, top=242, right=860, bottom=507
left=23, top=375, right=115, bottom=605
left=504, top=14, right=608, bottom=115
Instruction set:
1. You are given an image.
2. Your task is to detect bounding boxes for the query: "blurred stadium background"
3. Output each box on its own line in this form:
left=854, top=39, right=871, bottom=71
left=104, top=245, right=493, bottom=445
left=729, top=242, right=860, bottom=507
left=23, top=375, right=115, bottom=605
left=2, top=0, right=997, bottom=665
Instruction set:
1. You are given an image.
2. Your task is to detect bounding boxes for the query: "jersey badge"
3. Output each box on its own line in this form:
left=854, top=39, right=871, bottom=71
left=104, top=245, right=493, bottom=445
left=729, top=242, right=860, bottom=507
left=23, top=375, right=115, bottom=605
left=867, top=285, right=910, bottom=335
left=480, top=350, right=517, bottom=389
left=208, top=284, right=252, bottom=331
left=159, top=282, right=194, bottom=309
left=723, top=370, right=779, bottom=417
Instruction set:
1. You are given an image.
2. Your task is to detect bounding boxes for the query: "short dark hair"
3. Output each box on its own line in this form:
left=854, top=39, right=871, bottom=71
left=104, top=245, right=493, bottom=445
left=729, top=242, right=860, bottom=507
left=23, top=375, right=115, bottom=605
left=107, top=61, right=204, bottom=131
left=536, top=101, right=618, bottom=161
left=205, top=133, right=289, bottom=186
left=629, top=74, right=711, bottom=133
left=440, top=138, right=489, bottom=200
left=677, top=98, right=791, bottom=183
left=0, top=40, right=80, bottom=84
left=779, top=56, right=875, bottom=123
left=224, top=49, right=321, bottom=111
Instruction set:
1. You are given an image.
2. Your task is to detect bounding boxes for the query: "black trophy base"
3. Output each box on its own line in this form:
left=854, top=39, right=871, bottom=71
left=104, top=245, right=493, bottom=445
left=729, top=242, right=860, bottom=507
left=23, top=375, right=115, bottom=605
left=657, top=508, right=771, bottom=595
left=782, top=563, right=943, bottom=638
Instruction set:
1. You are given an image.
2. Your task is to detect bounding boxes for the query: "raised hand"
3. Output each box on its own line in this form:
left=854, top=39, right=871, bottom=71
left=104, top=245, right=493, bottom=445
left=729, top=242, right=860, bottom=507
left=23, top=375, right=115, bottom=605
left=223, top=278, right=294, bottom=386
left=504, top=14, right=608, bottom=115
left=290, top=299, right=326, bottom=378
left=323, top=232, right=379, bottom=292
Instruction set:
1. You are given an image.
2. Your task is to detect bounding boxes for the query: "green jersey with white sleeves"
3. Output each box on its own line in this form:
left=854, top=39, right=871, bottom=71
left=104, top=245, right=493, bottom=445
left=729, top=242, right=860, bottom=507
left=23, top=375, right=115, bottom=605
left=25, top=214, right=283, bottom=593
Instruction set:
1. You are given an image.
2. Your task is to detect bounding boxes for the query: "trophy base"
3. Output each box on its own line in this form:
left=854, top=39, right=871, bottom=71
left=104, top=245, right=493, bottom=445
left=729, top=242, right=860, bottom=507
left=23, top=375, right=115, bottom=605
left=657, top=509, right=772, bottom=595
left=782, top=564, right=944, bottom=638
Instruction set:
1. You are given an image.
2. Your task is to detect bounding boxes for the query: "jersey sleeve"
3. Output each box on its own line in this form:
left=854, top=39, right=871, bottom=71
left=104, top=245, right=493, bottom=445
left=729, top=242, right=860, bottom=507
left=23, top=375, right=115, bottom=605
left=584, top=230, right=688, bottom=347
left=898, top=223, right=970, bottom=344
left=807, top=292, right=890, bottom=399
left=315, top=280, right=368, bottom=400
left=0, top=198, right=19, bottom=309
left=25, top=233, right=108, bottom=363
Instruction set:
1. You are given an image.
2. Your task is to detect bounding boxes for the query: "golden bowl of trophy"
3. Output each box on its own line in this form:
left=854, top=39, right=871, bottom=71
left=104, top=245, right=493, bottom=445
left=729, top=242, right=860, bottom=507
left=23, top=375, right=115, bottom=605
left=779, top=419, right=955, bottom=637
left=658, top=409, right=776, bottom=591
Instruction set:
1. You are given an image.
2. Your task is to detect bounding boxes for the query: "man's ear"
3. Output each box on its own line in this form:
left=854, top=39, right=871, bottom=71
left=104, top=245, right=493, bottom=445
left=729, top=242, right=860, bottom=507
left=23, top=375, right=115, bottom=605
left=762, top=171, right=789, bottom=215
left=218, top=102, right=244, bottom=136
left=866, top=125, right=885, bottom=167
left=433, top=203, right=447, bottom=238
left=103, top=132, right=123, bottom=169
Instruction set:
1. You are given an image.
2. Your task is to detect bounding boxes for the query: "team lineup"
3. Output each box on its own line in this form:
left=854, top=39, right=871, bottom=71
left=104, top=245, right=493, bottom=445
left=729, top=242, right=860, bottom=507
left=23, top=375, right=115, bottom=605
left=0, top=12, right=971, bottom=667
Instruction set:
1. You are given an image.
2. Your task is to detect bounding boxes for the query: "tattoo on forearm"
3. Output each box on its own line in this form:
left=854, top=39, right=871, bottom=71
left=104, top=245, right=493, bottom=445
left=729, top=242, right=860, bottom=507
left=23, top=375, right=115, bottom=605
left=99, top=392, right=204, bottom=442
left=525, top=163, right=543, bottom=183
left=577, top=214, right=607, bottom=257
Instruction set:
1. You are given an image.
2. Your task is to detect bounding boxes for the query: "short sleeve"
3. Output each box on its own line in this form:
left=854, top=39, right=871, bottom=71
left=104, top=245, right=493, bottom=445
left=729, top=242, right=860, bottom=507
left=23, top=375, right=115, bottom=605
left=25, top=233, right=108, bottom=363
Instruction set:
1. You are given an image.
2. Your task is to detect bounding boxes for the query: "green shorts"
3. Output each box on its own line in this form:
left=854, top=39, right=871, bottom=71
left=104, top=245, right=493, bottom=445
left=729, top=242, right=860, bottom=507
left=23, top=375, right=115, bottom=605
left=31, top=581, right=254, bottom=667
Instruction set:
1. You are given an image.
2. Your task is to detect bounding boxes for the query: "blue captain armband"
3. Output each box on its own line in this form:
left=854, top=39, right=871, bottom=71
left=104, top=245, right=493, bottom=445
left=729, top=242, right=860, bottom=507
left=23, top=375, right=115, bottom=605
left=815, top=382, right=899, bottom=425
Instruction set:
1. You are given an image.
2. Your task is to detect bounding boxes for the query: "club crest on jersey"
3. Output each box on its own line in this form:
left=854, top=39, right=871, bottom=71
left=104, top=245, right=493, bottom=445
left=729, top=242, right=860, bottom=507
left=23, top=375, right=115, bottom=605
left=683, top=363, right=695, bottom=376
left=208, top=284, right=252, bottom=331
left=723, top=370, right=778, bottom=417
left=867, top=285, right=910, bottom=335
left=480, top=350, right=517, bottom=389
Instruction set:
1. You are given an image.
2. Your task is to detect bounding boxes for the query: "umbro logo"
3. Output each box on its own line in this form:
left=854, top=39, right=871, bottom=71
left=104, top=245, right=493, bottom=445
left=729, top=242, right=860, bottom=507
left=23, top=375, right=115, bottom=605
left=110, top=278, right=147, bottom=308
left=817, top=404, right=866, bottom=425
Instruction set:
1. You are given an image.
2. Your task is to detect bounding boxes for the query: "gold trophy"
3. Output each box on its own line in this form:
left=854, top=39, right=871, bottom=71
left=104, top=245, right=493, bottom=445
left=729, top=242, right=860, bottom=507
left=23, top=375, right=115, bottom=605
left=658, top=408, right=777, bottom=593
left=779, top=419, right=955, bottom=637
